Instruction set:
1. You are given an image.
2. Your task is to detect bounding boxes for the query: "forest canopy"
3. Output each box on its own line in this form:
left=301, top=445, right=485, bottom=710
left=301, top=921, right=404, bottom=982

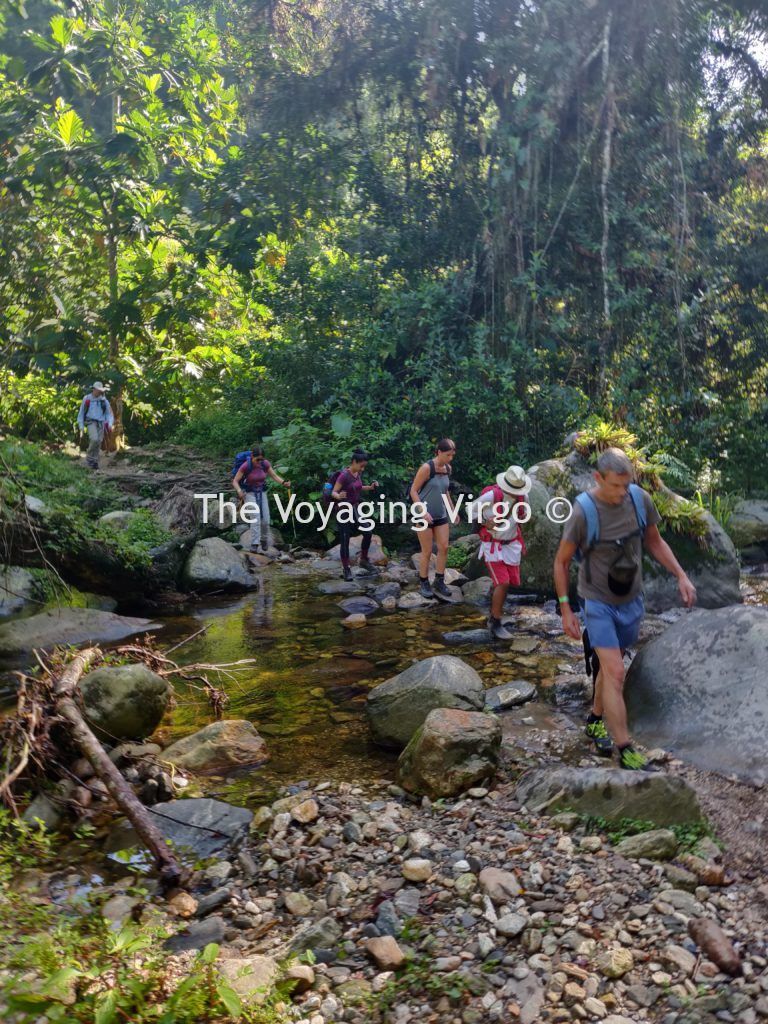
left=1, top=0, right=767, bottom=496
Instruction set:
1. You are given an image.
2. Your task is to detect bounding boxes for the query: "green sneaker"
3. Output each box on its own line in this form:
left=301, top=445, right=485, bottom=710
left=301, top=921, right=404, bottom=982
left=585, top=718, right=613, bottom=757
left=618, top=745, right=658, bottom=772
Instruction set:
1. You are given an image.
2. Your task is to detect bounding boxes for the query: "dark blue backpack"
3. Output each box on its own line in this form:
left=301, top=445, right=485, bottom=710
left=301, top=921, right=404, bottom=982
left=231, top=450, right=254, bottom=480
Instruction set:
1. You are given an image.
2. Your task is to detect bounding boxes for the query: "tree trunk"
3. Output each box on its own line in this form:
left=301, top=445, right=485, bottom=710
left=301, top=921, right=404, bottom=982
left=104, top=91, right=124, bottom=452
left=598, top=14, right=615, bottom=402
left=53, top=648, right=183, bottom=889
left=104, top=209, right=123, bottom=452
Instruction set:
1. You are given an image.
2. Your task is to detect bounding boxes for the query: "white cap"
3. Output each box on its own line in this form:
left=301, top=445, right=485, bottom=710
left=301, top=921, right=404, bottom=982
left=92, top=381, right=110, bottom=392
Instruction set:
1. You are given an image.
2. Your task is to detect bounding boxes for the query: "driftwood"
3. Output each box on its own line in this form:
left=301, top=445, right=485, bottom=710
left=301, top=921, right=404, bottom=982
left=1, top=635, right=249, bottom=887
left=51, top=647, right=183, bottom=889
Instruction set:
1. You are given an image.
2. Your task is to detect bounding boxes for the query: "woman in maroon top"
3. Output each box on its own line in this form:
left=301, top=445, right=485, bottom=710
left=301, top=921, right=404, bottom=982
left=331, top=449, right=379, bottom=581
left=233, top=446, right=290, bottom=552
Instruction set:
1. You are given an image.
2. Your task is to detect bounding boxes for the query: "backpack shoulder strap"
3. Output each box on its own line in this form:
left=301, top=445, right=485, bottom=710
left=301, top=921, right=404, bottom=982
left=627, top=483, right=647, bottom=534
left=575, top=491, right=600, bottom=550
left=428, top=459, right=436, bottom=480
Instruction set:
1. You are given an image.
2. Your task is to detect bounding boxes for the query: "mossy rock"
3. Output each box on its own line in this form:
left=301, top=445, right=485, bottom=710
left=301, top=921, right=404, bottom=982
left=80, top=664, right=172, bottom=742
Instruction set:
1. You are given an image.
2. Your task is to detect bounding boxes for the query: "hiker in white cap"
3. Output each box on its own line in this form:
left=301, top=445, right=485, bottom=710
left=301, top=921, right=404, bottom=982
left=77, top=382, right=114, bottom=470
left=470, top=464, right=531, bottom=640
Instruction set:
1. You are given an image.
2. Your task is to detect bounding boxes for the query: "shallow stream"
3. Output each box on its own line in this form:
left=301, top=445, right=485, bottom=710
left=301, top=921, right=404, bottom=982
left=151, top=562, right=583, bottom=805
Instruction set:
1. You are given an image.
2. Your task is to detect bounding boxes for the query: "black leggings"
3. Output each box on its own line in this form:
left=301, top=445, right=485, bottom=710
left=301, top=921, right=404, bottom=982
left=338, top=518, right=372, bottom=565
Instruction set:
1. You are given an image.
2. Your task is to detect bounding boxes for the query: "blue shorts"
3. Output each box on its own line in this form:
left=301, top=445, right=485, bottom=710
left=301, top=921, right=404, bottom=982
left=580, top=595, right=644, bottom=651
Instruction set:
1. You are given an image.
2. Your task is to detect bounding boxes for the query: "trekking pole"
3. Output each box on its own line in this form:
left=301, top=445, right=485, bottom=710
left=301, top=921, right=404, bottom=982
left=288, top=484, right=297, bottom=543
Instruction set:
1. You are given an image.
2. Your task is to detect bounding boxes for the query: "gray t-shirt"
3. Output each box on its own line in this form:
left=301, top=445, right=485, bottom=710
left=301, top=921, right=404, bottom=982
left=561, top=487, right=661, bottom=604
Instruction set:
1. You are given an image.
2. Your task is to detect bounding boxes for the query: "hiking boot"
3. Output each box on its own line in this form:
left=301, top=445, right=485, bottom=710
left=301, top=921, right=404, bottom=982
left=585, top=718, right=613, bottom=757
left=342, top=565, right=353, bottom=582
left=358, top=559, right=379, bottom=576
left=432, top=575, right=452, bottom=600
left=488, top=616, right=514, bottom=640
left=419, top=578, right=436, bottom=600
left=618, top=745, right=659, bottom=772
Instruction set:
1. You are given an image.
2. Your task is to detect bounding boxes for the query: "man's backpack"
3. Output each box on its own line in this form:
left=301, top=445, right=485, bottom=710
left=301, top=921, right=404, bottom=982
left=83, top=396, right=110, bottom=420
left=573, top=484, right=648, bottom=584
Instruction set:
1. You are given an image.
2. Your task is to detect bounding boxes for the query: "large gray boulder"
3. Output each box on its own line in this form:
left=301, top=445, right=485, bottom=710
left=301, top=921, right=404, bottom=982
left=366, top=655, right=485, bottom=749
left=625, top=605, right=768, bottom=784
left=527, top=450, right=741, bottom=611
left=728, top=499, right=768, bottom=552
left=80, top=664, right=171, bottom=742
left=516, top=766, right=702, bottom=824
left=181, top=537, right=257, bottom=591
left=0, top=608, right=160, bottom=653
left=162, top=720, right=269, bottom=773
left=397, top=708, right=501, bottom=797
left=0, top=566, right=38, bottom=618
left=460, top=577, right=493, bottom=604
left=152, top=484, right=235, bottom=537
left=108, top=797, right=253, bottom=859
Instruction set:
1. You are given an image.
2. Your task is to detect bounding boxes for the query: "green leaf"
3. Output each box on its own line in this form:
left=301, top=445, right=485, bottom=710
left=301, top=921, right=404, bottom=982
left=200, top=942, right=219, bottom=964
left=56, top=109, right=83, bottom=147
left=143, top=73, right=162, bottom=94
left=94, top=989, right=118, bottom=1024
left=50, top=15, right=71, bottom=47
left=42, top=967, right=80, bottom=994
left=216, top=983, right=242, bottom=1017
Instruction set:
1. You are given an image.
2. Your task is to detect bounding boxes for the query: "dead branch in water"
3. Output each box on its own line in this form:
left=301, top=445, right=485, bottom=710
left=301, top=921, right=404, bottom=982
left=50, top=647, right=183, bottom=889
left=0, top=635, right=255, bottom=882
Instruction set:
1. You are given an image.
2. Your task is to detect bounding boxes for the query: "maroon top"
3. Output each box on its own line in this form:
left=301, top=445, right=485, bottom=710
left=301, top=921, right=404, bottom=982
left=242, top=458, right=271, bottom=491
left=335, top=468, right=364, bottom=514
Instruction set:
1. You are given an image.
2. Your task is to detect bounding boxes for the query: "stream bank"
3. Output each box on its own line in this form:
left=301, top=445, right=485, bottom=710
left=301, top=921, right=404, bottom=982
left=2, top=440, right=768, bottom=1022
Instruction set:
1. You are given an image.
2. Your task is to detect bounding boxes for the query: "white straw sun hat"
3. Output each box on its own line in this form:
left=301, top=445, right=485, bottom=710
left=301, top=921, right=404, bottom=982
left=495, top=464, right=531, bottom=496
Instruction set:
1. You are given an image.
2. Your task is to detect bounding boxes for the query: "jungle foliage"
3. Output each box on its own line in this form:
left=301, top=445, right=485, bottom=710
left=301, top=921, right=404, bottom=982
left=1, top=0, right=767, bottom=495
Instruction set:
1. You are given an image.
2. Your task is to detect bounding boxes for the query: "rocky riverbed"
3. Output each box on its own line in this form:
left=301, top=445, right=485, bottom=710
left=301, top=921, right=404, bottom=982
left=3, top=481, right=768, bottom=1022
left=19, top=762, right=768, bottom=1024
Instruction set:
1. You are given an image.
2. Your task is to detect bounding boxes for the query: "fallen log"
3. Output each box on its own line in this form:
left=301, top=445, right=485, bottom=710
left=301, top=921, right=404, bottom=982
left=52, top=646, right=183, bottom=890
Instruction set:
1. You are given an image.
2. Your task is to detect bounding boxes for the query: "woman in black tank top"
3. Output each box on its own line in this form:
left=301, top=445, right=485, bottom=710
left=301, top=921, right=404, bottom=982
left=409, top=438, right=456, bottom=601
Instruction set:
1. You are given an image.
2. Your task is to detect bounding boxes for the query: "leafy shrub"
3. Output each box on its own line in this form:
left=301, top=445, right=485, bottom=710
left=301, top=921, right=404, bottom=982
left=172, top=392, right=284, bottom=457
left=445, top=545, right=471, bottom=570
left=0, top=437, right=122, bottom=514
left=652, top=490, right=709, bottom=541
left=693, top=489, right=738, bottom=530
left=0, top=372, right=83, bottom=444
left=95, top=510, right=173, bottom=568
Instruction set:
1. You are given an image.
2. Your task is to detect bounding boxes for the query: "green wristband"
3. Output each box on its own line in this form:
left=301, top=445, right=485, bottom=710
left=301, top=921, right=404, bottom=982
left=558, top=596, right=570, bottom=604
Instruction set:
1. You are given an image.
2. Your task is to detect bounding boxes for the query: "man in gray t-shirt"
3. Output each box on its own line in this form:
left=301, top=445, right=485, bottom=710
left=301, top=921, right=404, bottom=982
left=553, top=447, right=697, bottom=771
left=562, top=486, right=660, bottom=604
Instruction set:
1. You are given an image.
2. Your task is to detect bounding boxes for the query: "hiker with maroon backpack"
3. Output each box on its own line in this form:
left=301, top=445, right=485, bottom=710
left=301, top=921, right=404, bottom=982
left=409, top=439, right=457, bottom=601
left=329, top=449, right=379, bottom=581
left=77, top=382, right=114, bottom=470
left=232, top=446, right=291, bottom=553
left=472, top=465, right=530, bottom=640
